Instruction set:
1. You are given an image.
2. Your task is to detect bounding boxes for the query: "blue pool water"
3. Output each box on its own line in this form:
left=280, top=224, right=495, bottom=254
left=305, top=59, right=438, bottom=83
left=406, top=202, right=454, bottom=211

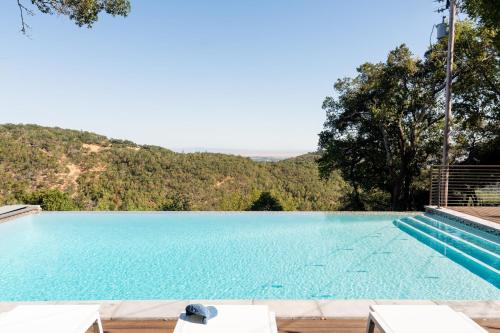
left=0, top=212, right=498, bottom=301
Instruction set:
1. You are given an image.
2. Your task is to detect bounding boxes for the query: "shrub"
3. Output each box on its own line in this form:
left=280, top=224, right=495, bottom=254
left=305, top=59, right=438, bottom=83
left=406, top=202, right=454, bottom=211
left=161, top=193, right=191, bottom=211
left=24, top=189, right=77, bottom=211
left=249, top=192, right=283, bottom=211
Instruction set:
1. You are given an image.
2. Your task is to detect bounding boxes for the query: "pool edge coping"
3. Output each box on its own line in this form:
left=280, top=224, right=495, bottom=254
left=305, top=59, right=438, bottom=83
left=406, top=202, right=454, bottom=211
left=0, top=300, right=498, bottom=320
left=0, top=205, right=41, bottom=223
left=0, top=208, right=421, bottom=224
left=425, top=205, right=500, bottom=234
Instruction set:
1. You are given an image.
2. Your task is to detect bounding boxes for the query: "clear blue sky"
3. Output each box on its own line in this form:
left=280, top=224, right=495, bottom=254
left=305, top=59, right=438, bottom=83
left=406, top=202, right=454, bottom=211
left=0, top=1, right=444, bottom=155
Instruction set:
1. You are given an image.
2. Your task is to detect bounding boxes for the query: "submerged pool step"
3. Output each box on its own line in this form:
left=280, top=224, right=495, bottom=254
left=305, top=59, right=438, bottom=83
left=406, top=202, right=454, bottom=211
left=394, top=219, right=500, bottom=288
left=401, top=217, right=500, bottom=270
left=415, top=214, right=500, bottom=254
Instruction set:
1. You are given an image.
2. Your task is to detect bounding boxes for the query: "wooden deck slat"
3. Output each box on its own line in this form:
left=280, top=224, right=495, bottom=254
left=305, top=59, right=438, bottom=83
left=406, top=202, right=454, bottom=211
left=448, top=206, right=500, bottom=224
left=83, top=319, right=500, bottom=333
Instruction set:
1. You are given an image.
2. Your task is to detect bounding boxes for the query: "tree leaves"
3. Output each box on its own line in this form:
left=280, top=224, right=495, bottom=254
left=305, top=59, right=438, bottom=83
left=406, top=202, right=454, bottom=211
left=249, top=192, right=284, bottom=211
left=318, top=22, right=499, bottom=210
left=17, top=0, right=131, bottom=34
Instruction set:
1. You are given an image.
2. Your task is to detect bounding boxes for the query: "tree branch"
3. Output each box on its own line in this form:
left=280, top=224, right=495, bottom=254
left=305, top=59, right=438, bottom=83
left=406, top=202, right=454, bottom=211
left=16, top=0, right=33, bottom=35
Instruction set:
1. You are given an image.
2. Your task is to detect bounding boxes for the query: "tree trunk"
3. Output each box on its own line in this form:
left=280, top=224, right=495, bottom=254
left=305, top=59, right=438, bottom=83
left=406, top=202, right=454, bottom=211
left=391, top=177, right=403, bottom=211
left=351, top=183, right=364, bottom=210
left=403, top=170, right=412, bottom=211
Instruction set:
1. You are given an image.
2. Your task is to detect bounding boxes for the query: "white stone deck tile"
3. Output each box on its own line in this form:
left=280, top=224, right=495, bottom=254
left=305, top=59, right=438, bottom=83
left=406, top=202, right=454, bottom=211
left=1, top=300, right=499, bottom=319
left=317, top=300, right=376, bottom=318
left=374, top=300, right=436, bottom=305
left=0, top=302, right=58, bottom=314
left=55, top=300, right=122, bottom=320
left=435, top=300, right=500, bottom=318
left=252, top=300, right=321, bottom=318
left=0, top=303, right=22, bottom=313
left=189, top=299, right=252, bottom=305
left=112, top=300, right=189, bottom=319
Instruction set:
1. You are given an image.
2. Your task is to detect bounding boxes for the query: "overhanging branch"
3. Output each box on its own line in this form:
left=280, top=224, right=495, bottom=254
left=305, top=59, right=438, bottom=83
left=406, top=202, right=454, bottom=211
left=16, top=0, right=34, bottom=35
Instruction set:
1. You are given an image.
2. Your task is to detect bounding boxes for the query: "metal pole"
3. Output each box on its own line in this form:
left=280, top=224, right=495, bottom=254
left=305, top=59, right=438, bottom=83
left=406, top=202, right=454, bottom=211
left=442, top=0, right=456, bottom=207
left=429, top=166, right=434, bottom=206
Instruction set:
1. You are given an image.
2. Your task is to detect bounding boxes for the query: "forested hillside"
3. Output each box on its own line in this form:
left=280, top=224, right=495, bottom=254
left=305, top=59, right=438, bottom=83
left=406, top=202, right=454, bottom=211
left=0, top=124, right=347, bottom=211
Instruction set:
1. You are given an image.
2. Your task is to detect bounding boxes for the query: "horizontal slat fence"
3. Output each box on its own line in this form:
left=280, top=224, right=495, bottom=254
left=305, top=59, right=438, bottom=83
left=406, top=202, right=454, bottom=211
left=430, top=165, right=500, bottom=207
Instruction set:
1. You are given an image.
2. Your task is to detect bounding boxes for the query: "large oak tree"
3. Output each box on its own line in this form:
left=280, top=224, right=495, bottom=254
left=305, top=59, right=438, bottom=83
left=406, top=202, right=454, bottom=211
left=318, top=22, right=499, bottom=211
left=461, top=0, right=500, bottom=50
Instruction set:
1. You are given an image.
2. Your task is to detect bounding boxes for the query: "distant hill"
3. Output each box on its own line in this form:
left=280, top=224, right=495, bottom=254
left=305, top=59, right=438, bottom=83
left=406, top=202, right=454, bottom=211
left=0, top=124, right=347, bottom=210
left=248, top=156, right=286, bottom=162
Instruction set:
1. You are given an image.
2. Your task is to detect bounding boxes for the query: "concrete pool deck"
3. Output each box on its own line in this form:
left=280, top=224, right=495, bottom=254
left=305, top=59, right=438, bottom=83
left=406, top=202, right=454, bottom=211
left=0, top=204, right=41, bottom=222
left=0, top=300, right=498, bottom=320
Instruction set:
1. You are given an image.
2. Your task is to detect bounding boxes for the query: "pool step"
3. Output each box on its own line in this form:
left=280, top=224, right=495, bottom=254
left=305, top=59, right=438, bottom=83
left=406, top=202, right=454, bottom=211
left=415, top=214, right=500, bottom=254
left=423, top=213, right=500, bottom=243
left=394, top=218, right=500, bottom=288
left=401, top=217, right=500, bottom=270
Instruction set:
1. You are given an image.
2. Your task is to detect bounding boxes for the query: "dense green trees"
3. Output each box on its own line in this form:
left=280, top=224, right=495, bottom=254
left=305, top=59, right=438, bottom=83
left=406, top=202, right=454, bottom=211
left=318, top=22, right=499, bottom=211
left=461, top=0, right=500, bottom=49
left=0, top=124, right=347, bottom=211
left=249, top=192, right=284, bottom=211
left=319, top=45, right=442, bottom=211
left=161, top=193, right=191, bottom=211
left=24, top=189, right=76, bottom=211
left=449, top=23, right=500, bottom=164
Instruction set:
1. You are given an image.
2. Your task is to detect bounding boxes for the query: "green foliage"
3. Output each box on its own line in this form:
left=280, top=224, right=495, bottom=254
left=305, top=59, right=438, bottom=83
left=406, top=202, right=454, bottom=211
left=447, top=23, right=500, bottom=164
left=249, top=192, right=284, bottom=211
left=31, top=0, right=130, bottom=27
left=318, top=45, right=443, bottom=211
left=0, top=124, right=348, bottom=211
left=16, top=0, right=130, bottom=35
left=461, top=0, right=500, bottom=49
left=24, top=189, right=76, bottom=211
left=161, top=193, right=191, bottom=211
left=318, top=22, right=499, bottom=211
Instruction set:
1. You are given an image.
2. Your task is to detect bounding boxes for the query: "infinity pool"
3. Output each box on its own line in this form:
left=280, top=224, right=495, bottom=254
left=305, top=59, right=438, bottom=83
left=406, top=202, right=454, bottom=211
left=0, top=212, right=498, bottom=301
